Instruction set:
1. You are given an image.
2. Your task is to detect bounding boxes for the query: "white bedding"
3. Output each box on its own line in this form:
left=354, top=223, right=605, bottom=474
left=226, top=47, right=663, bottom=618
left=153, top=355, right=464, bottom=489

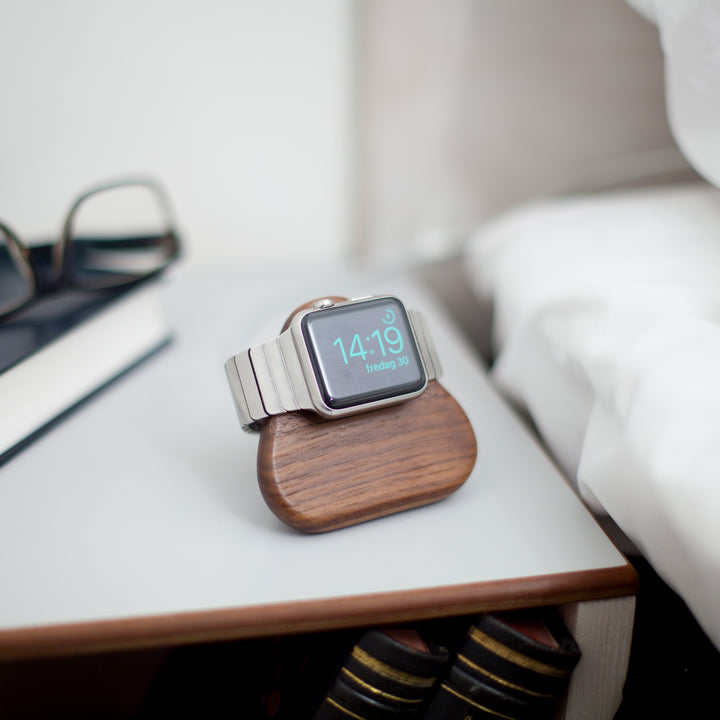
left=464, top=182, right=720, bottom=648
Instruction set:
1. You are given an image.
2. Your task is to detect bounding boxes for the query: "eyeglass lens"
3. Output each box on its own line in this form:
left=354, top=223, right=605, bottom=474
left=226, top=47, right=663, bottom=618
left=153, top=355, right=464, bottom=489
left=64, top=183, right=176, bottom=290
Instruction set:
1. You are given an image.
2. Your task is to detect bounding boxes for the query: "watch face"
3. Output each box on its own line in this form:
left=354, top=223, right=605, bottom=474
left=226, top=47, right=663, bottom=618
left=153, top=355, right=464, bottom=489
left=301, top=297, right=426, bottom=410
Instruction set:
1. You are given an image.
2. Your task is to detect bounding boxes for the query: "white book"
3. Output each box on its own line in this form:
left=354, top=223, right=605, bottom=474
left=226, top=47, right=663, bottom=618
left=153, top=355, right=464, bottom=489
left=0, top=281, right=171, bottom=462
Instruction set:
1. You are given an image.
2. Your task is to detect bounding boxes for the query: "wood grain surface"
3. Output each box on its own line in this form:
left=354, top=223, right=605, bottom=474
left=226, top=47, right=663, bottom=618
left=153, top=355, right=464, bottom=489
left=0, top=565, right=638, bottom=660
left=257, top=380, right=477, bottom=532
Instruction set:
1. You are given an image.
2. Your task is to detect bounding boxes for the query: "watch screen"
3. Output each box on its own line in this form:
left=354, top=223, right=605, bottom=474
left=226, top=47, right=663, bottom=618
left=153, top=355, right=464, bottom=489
left=302, top=297, right=426, bottom=409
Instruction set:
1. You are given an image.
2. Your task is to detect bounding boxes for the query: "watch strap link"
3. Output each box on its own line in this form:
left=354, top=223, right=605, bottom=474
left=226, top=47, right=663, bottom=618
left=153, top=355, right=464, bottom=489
left=225, top=309, right=440, bottom=432
left=408, top=309, right=442, bottom=381
left=225, top=329, right=310, bottom=432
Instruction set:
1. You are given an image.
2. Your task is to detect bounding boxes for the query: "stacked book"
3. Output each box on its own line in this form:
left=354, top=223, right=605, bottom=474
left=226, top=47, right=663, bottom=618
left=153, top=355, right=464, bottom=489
left=0, top=281, right=171, bottom=464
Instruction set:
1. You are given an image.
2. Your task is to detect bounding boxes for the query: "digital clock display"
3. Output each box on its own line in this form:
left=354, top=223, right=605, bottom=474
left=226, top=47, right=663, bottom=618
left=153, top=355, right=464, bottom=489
left=301, top=297, right=426, bottom=409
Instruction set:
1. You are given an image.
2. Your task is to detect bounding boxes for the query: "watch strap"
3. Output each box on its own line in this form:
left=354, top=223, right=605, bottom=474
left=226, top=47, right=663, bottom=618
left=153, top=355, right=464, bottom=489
left=408, top=309, right=442, bottom=381
left=225, top=329, right=310, bottom=432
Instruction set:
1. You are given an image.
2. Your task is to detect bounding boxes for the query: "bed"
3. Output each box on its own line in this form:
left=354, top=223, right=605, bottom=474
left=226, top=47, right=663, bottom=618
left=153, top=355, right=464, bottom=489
left=462, top=180, right=720, bottom=649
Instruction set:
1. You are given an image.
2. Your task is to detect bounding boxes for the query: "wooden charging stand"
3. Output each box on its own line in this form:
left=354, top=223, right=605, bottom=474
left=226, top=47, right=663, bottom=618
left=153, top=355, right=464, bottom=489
left=256, top=299, right=478, bottom=533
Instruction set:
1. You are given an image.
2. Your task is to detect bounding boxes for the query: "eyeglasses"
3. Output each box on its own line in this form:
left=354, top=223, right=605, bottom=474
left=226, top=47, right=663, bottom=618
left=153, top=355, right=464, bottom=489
left=0, top=178, right=181, bottom=322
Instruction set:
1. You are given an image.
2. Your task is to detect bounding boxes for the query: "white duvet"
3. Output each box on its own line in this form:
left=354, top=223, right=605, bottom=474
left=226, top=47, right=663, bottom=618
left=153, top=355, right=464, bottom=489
left=465, top=182, right=720, bottom=648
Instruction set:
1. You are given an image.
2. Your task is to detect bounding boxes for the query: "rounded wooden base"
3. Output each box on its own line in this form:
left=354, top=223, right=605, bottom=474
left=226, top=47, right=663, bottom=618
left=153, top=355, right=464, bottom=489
left=257, top=380, right=477, bottom=532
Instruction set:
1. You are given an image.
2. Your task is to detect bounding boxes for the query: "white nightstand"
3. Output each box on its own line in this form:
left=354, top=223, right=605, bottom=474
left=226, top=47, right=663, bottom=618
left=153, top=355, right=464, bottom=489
left=0, top=264, right=636, bottom=718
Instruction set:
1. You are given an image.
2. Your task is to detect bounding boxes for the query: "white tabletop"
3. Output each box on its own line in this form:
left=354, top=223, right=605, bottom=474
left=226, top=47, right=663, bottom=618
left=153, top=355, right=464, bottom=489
left=0, top=262, right=632, bottom=656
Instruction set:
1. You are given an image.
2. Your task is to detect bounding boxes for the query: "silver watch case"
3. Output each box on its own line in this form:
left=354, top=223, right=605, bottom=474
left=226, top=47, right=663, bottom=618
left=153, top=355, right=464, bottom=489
left=225, top=295, right=441, bottom=432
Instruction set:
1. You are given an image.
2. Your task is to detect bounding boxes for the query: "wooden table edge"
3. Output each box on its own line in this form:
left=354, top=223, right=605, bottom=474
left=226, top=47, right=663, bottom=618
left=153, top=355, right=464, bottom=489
left=0, top=563, right=637, bottom=661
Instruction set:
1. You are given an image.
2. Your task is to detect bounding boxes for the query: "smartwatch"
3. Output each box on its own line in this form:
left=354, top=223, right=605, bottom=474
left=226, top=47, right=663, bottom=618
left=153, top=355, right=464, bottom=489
left=225, top=295, right=442, bottom=432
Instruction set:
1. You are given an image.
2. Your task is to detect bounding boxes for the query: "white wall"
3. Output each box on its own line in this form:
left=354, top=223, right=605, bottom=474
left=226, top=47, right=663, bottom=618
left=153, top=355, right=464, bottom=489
left=1, top=1, right=687, bottom=272
left=0, top=0, right=352, bottom=268
left=355, top=0, right=687, bottom=263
